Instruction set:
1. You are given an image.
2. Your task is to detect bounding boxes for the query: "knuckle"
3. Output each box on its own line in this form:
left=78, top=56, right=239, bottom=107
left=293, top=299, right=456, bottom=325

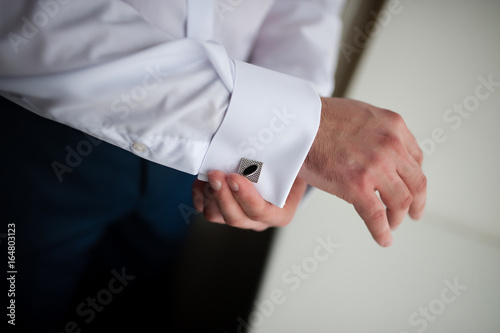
left=415, top=174, right=428, bottom=193
left=366, top=152, right=386, bottom=168
left=247, top=212, right=265, bottom=222
left=225, top=217, right=245, bottom=228
left=414, top=148, right=425, bottom=164
left=368, top=210, right=390, bottom=241
left=191, top=183, right=201, bottom=194
left=399, top=192, right=413, bottom=210
left=347, top=168, right=371, bottom=191
left=385, top=109, right=404, bottom=125
left=203, top=211, right=220, bottom=223
left=369, top=209, right=387, bottom=225
left=380, top=132, right=403, bottom=151
left=203, top=183, right=215, bottom=199
left=246, top=205, right=269, bottom=222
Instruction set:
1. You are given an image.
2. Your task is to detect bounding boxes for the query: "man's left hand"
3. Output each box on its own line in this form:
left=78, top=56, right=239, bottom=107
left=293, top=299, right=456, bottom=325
left=192, top=170, right=307, bottom=231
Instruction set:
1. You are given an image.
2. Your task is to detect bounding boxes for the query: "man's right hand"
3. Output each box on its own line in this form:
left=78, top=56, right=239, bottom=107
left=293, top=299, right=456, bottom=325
left=299, top=97, right=427, bottom=247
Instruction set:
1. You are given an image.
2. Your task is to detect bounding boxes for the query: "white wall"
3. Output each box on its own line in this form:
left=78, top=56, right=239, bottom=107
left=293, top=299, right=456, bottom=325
left=250, top=1, right=500, bottom=332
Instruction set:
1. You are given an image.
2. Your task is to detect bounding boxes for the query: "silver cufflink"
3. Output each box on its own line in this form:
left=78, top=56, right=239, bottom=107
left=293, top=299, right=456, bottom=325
left=237, top=158, right=263, bottom=183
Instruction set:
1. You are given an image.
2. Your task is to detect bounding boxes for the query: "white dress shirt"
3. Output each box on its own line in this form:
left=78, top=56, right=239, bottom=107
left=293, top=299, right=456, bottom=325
left=0, top=0, right=344, bottom=207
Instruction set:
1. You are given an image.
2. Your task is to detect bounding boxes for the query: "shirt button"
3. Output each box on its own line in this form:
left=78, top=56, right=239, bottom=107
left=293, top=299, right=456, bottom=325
left=132, top=143, right=147, bottom=153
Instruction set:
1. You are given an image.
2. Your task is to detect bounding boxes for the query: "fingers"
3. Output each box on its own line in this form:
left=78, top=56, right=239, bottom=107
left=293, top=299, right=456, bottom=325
left=225, top=173, right=307, bottom=227
left=225, top=173, right=273, bottom=221
left=192, top=170, right=303, bottom=231
left=352, top=191, right=393, bottom=247
left=375, top=114, right=426, bottom=228
left=206, top=170, right=270, bottom=231
left=399, top=119, right=427, bottom=217
left=398, top=123, right=427, bottom=219
left=192, top=180, right=205, bottom=212
left=377, top=175, right=412, bottom=231
left=372, top=148, right=426, bottom=234
left=401, top=123, right=425, bottom=166
left=397, top=157, right=427, bottom=220
left=203, top=195, right=226, bottom=224
left=192, top=178, right=225, bottom=224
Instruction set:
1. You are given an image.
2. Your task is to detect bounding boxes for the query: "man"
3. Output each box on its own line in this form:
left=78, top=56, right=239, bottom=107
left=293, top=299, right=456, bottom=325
left=0, top=0, right=426, bottom=331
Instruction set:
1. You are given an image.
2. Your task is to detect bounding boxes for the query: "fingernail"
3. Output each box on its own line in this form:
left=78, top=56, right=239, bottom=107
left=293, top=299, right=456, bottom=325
left=227, top=177, right=239, bottom=192
left=382, top=237, right=393, bottom=247
left=209, top=178, right=221, bottom=191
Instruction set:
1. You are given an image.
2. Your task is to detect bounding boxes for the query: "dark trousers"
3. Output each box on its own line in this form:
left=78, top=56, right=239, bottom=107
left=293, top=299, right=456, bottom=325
left=1, top=98, right=197, bottom=332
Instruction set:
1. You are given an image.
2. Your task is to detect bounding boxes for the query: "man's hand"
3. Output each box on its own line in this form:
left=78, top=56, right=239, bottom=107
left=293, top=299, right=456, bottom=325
left=192, top=171, right=308, bottom=231
left=192, top=97, right=426, bottom=247
left=299, top=97, right=427, bottom=247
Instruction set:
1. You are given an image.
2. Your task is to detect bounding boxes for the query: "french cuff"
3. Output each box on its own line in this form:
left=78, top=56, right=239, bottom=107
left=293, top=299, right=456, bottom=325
left=198, top=60, right=321, bottom=208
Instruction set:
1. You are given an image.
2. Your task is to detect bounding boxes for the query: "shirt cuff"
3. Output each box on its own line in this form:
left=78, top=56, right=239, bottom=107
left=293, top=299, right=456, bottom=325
left=198, top=60, right=321, bottom=208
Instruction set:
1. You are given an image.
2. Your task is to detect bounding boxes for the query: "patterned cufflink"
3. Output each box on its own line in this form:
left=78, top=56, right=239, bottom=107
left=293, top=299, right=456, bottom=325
left=237, top=158, right=263, bottom=183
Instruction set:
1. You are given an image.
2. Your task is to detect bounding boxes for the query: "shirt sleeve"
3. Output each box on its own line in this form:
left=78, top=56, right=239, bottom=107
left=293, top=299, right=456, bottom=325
left=249, top=0, right=346, bottom=96
left=0, top=0, right=322, bottom=207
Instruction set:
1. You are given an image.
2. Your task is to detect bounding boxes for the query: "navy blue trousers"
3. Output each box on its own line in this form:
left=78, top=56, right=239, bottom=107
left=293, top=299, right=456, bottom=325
left=1, top=98, right=197, bottom=332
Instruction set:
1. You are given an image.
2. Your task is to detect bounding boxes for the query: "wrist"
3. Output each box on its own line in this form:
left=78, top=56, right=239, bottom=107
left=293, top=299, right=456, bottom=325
left=302, top=97, right=328, bottom=174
